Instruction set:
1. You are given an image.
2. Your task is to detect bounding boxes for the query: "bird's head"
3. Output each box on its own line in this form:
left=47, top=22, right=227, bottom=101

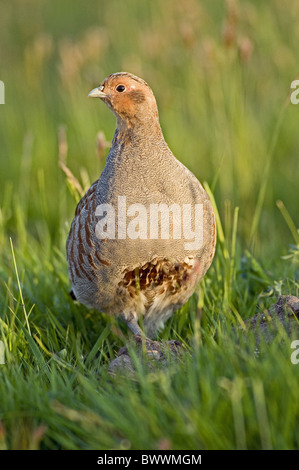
left=88, top=72, right=160, bottom=131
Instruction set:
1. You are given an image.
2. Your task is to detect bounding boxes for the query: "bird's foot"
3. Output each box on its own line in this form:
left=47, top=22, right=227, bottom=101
left=132, top=335, right=181, bottom=360
left=108, top=336, right=182, bottom=376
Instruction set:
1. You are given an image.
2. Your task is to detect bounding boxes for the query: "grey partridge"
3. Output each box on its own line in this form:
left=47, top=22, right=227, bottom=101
left=66, top=72, right=216, bottom=338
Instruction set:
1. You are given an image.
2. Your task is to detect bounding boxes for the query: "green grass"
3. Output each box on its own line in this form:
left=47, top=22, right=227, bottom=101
left=0, top=0, right=299, bottom=450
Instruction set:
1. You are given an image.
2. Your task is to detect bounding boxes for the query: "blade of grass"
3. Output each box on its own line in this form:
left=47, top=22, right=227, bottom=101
left=276, top=200, right=299, bottom=246
left=9, top=237, right=31, bottom=336
left=85, top=325, right=111, bottom=367
left=250, top=99, right=289, bottom=244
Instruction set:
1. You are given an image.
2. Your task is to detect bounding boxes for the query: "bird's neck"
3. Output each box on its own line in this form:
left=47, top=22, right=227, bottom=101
left=113, top=115, right=164, bottom=149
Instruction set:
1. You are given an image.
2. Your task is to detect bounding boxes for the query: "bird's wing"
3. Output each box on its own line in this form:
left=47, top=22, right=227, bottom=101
left=66, top=179, right=99, bottom=257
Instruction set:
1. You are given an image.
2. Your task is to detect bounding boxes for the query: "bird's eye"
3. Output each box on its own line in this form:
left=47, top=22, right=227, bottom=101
left=116, top=84, right=126, bottom=93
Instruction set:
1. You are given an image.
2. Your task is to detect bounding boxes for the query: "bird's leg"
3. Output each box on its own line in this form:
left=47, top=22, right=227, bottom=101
left=109, top=318, right=181, bottom=375
left=126, top=318, right=163, bottom=358
left=126, top=318, right=145, bottom=337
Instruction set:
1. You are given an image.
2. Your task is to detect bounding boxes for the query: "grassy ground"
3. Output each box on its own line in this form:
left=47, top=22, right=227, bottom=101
left=0, top=0, right=298, bottom=450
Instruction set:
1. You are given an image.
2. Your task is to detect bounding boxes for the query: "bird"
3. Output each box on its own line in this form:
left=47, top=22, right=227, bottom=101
left=66, top=72, right=216, bottom=340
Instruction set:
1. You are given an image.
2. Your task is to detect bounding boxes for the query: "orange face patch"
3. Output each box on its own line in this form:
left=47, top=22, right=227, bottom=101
left=100, top=75, right=152, bottom=120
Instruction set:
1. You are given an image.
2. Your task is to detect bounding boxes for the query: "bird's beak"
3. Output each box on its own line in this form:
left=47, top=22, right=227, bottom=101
left=88, top=86, right=108, bottom=99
